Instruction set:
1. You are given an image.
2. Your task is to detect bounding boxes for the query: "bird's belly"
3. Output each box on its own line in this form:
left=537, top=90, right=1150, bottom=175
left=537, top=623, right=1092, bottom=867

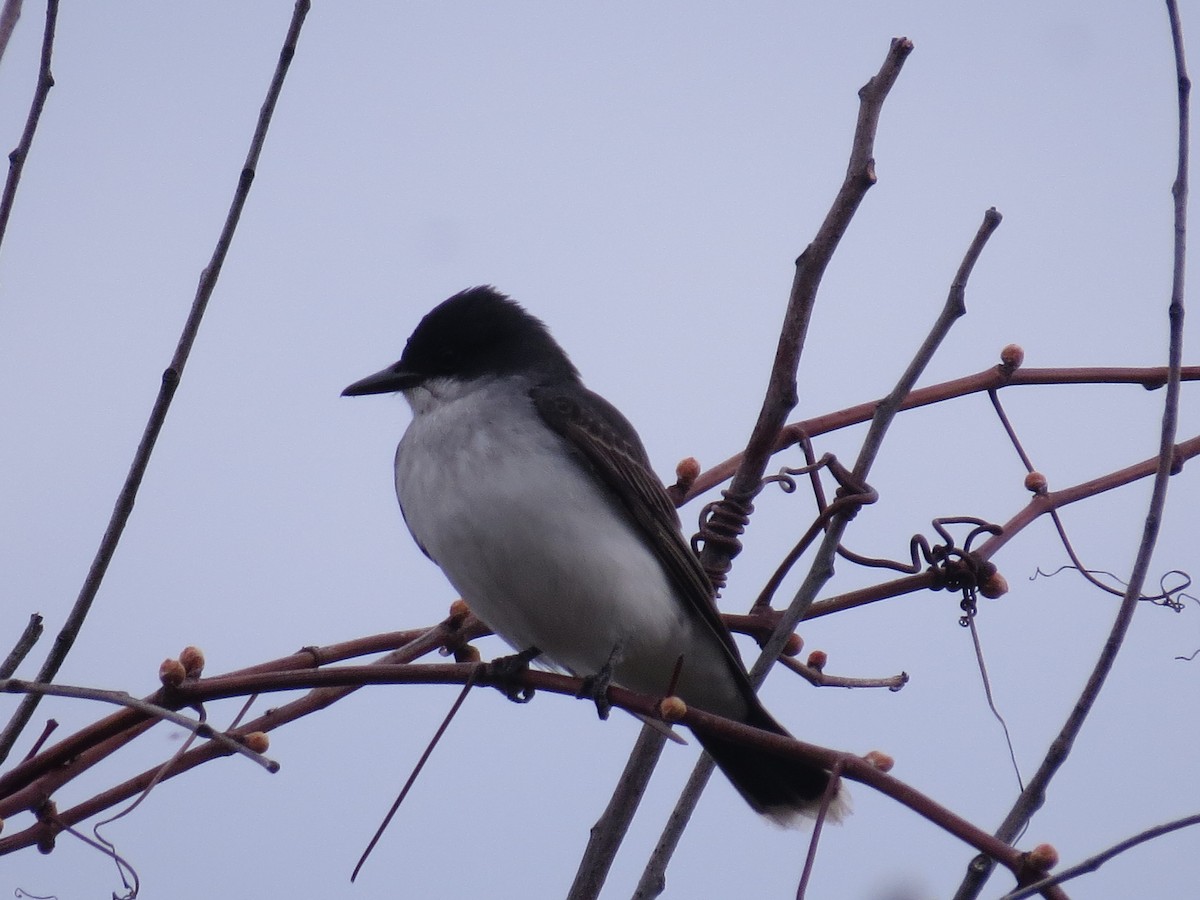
left=395, top=407, right=745, bottom=717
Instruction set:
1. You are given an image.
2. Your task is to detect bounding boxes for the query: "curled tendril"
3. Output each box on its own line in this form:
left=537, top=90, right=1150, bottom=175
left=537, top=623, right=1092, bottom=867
left=761, top=471, right=799, bottom=494
left=957, top=587, right=979, bottom=626
left=692, top=491, right=755, bottom=557
left=840, top=516, right=1003, bottom=578
left=898, top=519, right=1004, bottom=626
left=1031, top=565, right=1194, bottom=611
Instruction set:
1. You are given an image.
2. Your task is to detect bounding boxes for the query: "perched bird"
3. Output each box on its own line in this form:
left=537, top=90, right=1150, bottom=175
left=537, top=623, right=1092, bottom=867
left=343, top=286, right=843, bottom=825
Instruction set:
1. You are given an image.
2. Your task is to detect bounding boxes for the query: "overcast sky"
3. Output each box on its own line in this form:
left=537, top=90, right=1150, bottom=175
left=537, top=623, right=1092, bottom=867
left=1, top=3, right=1198, bottom=898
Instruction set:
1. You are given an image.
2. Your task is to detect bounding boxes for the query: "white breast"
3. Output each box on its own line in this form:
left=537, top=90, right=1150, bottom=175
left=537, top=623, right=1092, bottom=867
left=393, top=375, right=746, bottom=719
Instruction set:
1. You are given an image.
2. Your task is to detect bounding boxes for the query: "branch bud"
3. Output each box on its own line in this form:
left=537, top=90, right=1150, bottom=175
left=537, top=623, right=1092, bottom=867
left=35, top=801, right=57, bottom=854
left=243, top=731, right=271, bottom=754
left=782, top=633, right=804, bottom=657
left=179, top=646, right=205, bottom=678
left=159, top=658, right=186, bottom=688
left=448, top=598, right=471, bottom=621
left=454, top=644, right=482, bottom=663
left=863, top=750, right=894, bottom=772
left=806, top=649, right=828, bottom=671
left=1027, top=843, right=1059, bottom=870
left=675, top=457, right=701, bottom=490
left=659, top=695, right=687, bottom=723
left=980, top=572, right=1009, bottom=599
left=1024, top=471, right=1048, bottom=494
left=1000, top=343, right=1025, bottom=370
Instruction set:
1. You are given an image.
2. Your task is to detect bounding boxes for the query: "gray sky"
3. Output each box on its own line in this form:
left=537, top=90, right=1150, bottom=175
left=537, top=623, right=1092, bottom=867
left=1, top=3, right=1197, bottom=898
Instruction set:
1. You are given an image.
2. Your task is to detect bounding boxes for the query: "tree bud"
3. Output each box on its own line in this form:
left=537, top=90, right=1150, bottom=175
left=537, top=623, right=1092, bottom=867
left=863, top=750, right=894, bottom=772
left=159, top=658, right=186, bottom=688
left=179, top=646, right=205, bottom=678
left=659, top=696, right=688, bottom=722
left=1000, top=343, right=1025, bottom=369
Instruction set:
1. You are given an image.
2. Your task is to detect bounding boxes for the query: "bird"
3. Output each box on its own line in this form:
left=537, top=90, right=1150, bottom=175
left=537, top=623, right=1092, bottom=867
left=342, top=285, right=845, bottom=825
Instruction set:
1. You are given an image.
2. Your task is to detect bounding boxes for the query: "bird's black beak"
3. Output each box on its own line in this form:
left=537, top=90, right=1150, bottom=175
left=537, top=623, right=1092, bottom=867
left=341, top=364, right=422, bottom=397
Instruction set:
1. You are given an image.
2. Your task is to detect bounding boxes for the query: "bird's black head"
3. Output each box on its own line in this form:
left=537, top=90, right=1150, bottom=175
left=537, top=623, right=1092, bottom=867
left=342, top=286, right=579, bottom=396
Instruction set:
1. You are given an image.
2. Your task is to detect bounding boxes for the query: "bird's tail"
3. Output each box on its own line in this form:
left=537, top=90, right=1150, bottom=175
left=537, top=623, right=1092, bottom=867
left=695, top=701, right=849, bottom=827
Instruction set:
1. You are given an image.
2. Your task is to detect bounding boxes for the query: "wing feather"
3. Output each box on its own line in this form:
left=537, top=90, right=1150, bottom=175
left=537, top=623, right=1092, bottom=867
left=529, top=384, right=744, bottom=665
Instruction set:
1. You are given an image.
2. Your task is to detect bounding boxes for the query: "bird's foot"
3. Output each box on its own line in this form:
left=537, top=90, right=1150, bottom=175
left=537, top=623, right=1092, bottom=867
left=576, top=655, right=617, bottom=720
left=488, top=646, right=541, bottom=704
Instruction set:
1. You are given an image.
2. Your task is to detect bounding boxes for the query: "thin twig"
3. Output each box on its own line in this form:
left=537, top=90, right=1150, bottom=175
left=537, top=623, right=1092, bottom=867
left=998, top=812, right=1200, bottom=900
left=0, top=614, right=43, bottom=679
left=0, top=678, right=276, bottom=771
left=965, top=615, right=1024, bottom=794
left=697, top=36, right=914, bottom=589
left=803, top=433, right=1200, bottom=624
left=954, top=2, right=1190, bottom=894
left=55, top=820, right=140, bottom=897
left=0, top=0, right=55, bottom=264
left=19, top=718, right=55, bottom=761
left=0, top=624, right=458, bottom=814
left=0, top=0, right=312, bottom=767
left=0, top=622, right=467, bottom=855
left=989, top=389, right=1187, bottom=605
left=795, top=761, right=844, bottom=899
left=683, top=364, right=1200, bottom=504
left=351, top=672, right=478, bottom=882
left=167, top=663, right=1069, bottom=892
left=777, top=654, right=909, bottom=690
left=632, top=41, right=917, bottom=897
left=0, top=0, right=24, bottom=67
left=566, top=725, right=668, bottom=900
left=643, top=199, right=1002, bottom=896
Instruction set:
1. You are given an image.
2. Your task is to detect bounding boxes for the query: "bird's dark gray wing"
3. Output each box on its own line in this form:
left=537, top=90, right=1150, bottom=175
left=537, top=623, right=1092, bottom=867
left=532, top=383, right=841, bottom=819
left=529, top=383, right=744, bottom=666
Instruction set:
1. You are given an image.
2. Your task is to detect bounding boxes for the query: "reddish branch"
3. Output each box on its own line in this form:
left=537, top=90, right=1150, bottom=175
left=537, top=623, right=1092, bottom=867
left=0, top=653, right=1063, bottom=896
left=0, top=13, right=1192, bottom=900
left=686, top=364, right=1200, bottom=503
left=999, top=812, right=1200, bottom=899
left=0, top=382, right=1189, bottom=890
left=0, top=366, right=1191, bottom=888
left=0, top=621, right=481, bottom=853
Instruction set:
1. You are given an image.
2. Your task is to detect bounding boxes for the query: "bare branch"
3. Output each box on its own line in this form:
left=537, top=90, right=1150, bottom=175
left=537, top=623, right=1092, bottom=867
left=776, top=654, right=908, bottom=691
left=999, top=812, right=1200, bottom=900
left=0, top=0, right=24, bottom=66
left=638, top=206, right=1003, bottom=896
left=0, top=0, right=313, bottom=766
left=0, top=654, right=1061, bottom=895
left=954, top=2, right=1191, bottom=895
left=0, top=677, right=277, bottom=771
left=567, top=726, right=668, bottom=900
left=622, top=40, right=917, bottom=899
left=685, top=364, right=1200, bottom=503
left=351, top=676, right=478, bottom=882
left=0, top=0, right=56, bottom=264
left=0, top=620, right=476, bottom=853
left=0, top=614, right=43, bottom=679
left=696, top=36, right=914, bottom=591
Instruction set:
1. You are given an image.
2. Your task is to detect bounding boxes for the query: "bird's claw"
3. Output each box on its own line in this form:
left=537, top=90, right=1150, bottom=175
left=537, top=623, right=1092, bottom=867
left=577, top=661, right=614, bottom=720
left=488, top=646, right=541, bottom=704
